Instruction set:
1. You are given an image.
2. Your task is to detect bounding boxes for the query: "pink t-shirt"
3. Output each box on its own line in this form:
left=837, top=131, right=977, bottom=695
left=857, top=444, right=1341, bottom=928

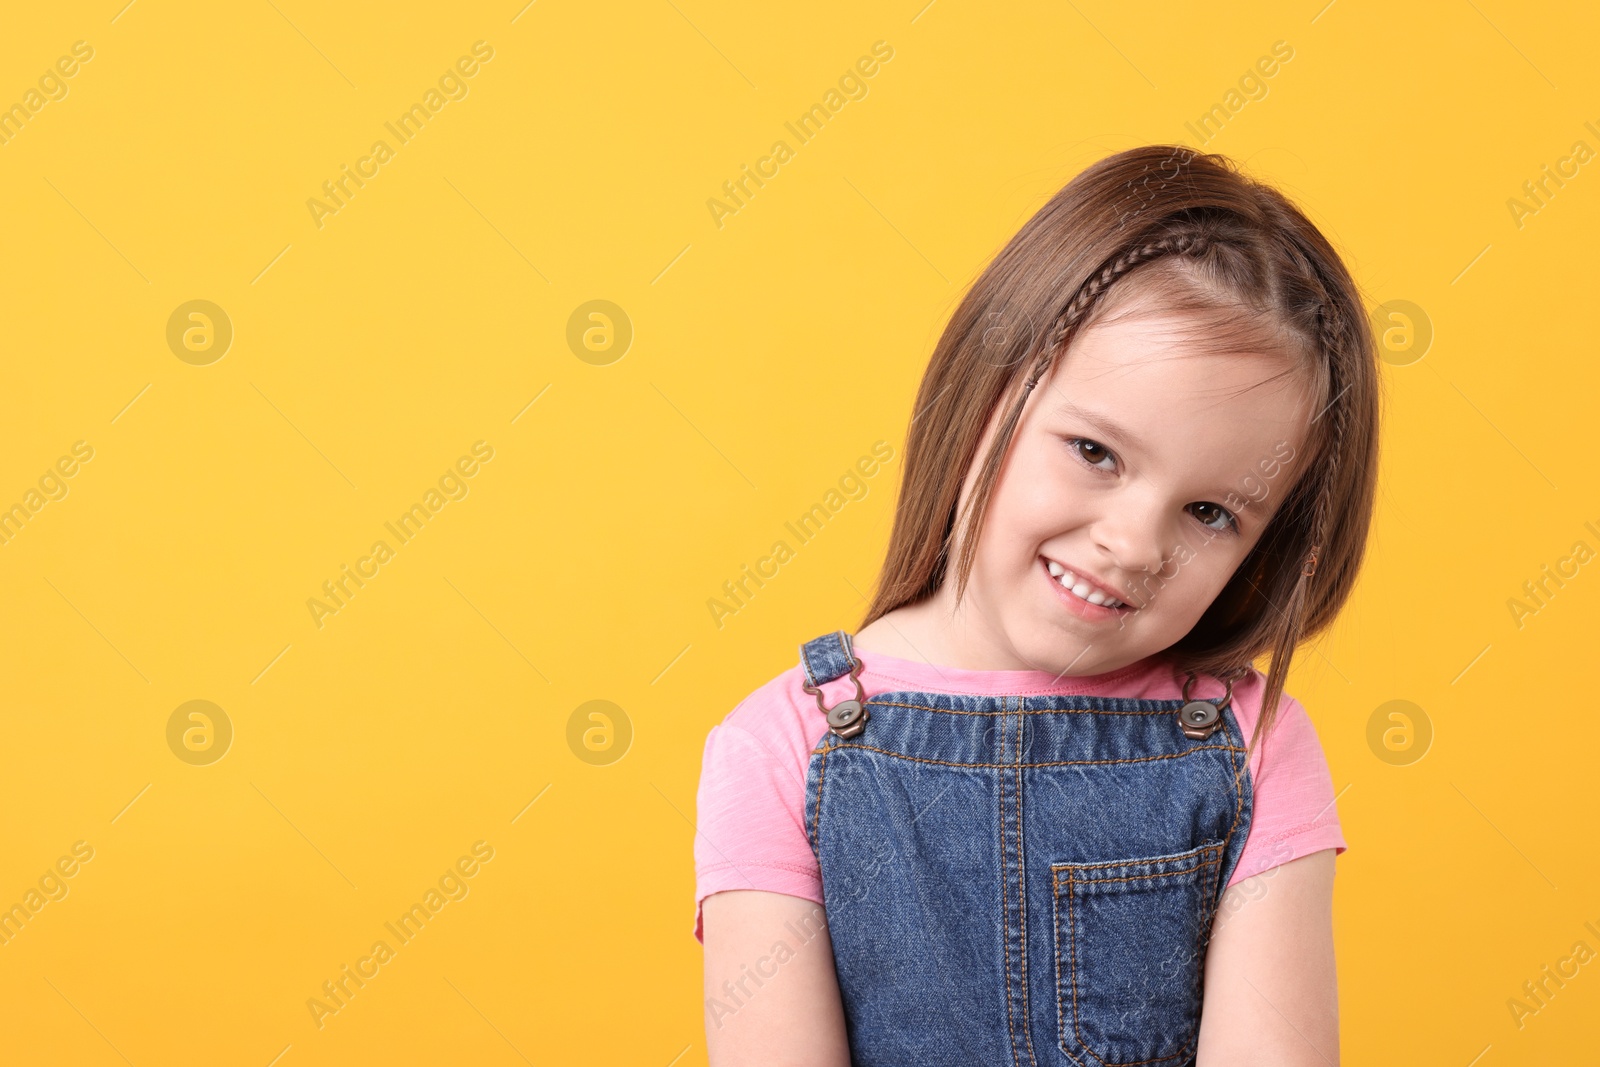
left=693, top=642, right=1347, bottom=941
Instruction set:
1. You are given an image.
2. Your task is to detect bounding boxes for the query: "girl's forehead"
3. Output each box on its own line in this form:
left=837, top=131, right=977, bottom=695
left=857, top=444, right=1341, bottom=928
left=1031, top=313, right=1315, bottom=484
left=1049, top=310, right=1312, bottom=418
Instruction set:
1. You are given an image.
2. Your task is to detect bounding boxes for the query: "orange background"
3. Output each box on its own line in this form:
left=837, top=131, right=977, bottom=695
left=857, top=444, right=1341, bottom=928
left=0, top=0, right=1595, bottom=1063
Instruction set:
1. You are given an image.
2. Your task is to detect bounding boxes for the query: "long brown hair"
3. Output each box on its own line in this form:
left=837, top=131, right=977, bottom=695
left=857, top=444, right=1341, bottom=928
left=859, top=145, right=1381, bottom=753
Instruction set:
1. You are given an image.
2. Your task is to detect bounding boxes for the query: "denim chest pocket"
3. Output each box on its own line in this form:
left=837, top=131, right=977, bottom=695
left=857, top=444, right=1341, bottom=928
left=1052, top=840, right=1225, bottom=1066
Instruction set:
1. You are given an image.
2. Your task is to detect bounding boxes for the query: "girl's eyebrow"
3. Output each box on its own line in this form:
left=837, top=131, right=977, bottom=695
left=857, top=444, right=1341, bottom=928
left=1057, top=402, right=1147, bottom=455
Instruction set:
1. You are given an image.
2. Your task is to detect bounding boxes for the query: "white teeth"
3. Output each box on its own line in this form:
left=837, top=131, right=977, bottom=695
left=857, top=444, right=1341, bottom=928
left=1045, top=558, right=1124, bottom=608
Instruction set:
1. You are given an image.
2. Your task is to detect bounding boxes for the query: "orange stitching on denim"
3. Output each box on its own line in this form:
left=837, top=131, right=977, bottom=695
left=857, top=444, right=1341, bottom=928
left=998, top=703, right=1023, bottom=1067
left=1011, top=697, right=1039, bottom=1067
left=1055, top=846, right=1220, bottom=1066
left=1193, top=842, right=1223, bottom=1016
left=810, top=741, right=830, bottom=845
left=1051, top=846, right=1223, bottom=876
left=1067, top=868, right=1094, bottom=1064
left=1225, top=704, right=1247, bottom=877
left=1052, top=872, right=1091, bottom=1067
left=1064, top=861, right=1200, bottom=1067
left=821, top=743, right=1245, bottom=770
left=1174, top=849, right=1224, bottom=1067
left=1052, top=874, right=1073, bottom=1065
left=1052, top=858, right=1219, bottom=889
left=870, top=699, right=1186, bottom=717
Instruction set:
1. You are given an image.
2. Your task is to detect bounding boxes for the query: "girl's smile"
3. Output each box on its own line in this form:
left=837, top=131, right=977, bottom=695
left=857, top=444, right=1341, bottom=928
left=1040, top=555, right=1133, bottom=617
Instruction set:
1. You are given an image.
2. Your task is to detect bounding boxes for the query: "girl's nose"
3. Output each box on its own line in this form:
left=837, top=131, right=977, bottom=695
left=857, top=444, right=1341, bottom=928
left=1090, top=498, right=1175, bottom=587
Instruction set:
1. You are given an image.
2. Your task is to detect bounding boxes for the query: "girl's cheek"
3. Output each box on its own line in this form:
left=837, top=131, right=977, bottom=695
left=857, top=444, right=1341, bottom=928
left=1158, top=536, right=1215, bottom=591
left=1014, top=473, right=1075, bottom=521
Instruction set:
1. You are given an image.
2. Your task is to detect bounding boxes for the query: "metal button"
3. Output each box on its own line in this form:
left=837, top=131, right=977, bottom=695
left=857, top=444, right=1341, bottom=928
left=827, top=699, right=867, bottom=738
left=1178, top=672, right=1232, bottom=741
left=1180, top=700, right=1219, bottom=731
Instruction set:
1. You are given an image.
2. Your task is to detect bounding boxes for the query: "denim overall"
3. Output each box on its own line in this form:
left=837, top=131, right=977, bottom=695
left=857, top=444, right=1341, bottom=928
left=800, top=630, right=1254, bottom=1067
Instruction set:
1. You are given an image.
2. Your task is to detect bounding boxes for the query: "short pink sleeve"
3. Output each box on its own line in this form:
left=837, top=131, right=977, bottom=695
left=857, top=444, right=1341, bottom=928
left=692, top=713, right=824, bottom=943
left=1227, top=694, right=1348, bottom=887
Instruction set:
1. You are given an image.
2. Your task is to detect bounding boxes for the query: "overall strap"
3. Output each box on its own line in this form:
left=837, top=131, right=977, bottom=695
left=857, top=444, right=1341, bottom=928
left=799, top=630, right=858, bottom=686
left=799, top=630, right=868, bottom=738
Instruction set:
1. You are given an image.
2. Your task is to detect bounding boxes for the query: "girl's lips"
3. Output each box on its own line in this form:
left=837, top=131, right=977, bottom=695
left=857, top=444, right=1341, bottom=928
left=1041, top=556, right=1133, bottom=621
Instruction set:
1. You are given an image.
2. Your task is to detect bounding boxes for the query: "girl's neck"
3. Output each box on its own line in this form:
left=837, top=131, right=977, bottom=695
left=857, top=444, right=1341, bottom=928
left=855, top=594, right=1156, bottom=677
left=857, top=585, right=1171, bottom=675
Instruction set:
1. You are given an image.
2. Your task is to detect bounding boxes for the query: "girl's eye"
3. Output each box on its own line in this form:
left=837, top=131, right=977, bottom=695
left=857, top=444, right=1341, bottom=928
left=1189, top=501, right=1238, bottom=534
left=1067, top=437, right=1117, bottom=471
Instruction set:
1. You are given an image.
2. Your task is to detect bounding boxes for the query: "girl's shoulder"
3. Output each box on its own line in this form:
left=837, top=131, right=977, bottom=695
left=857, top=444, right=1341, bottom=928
left=1219, top=665, right=1335, bottom=793
left=709, top=659, right=830, bottom=762
left=1224, top=665, right=1314, bottom=739
left=1113, top=655, right=1329, bottom=782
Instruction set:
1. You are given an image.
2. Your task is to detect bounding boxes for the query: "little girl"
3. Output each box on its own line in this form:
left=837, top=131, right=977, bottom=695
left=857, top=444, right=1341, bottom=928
left=694, top=144, right=1378, bottom=1067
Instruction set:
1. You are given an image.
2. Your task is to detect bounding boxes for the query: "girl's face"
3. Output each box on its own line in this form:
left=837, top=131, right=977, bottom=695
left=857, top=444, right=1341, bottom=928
left=943, top=305, right=1315, bottom=678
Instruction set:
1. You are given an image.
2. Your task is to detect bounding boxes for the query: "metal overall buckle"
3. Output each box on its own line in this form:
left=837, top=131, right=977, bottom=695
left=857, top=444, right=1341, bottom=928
left=803, top=653, right=869, bottom=739
left=1178, top=673, right=1233, bottom=740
